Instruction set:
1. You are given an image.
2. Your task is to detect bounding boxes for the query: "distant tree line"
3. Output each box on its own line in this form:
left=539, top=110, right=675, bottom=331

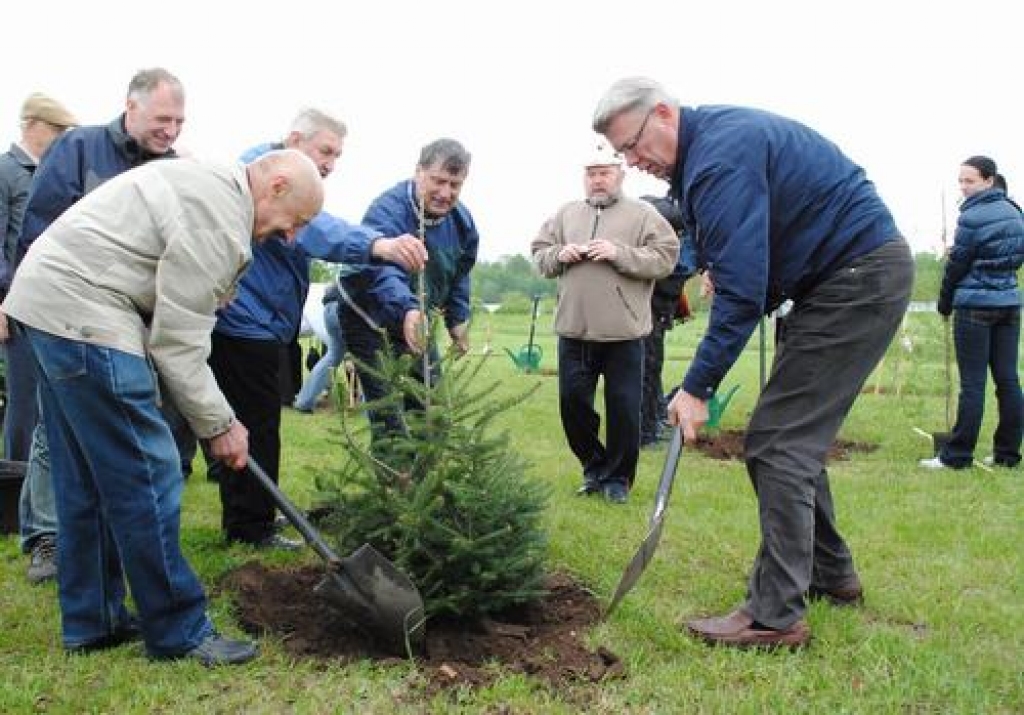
left=471, top=251, right=949, bottom=313
left=311, top=252, right=952, bottom=316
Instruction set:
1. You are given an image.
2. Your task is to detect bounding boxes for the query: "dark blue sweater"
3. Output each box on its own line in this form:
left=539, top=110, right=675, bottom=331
left=341, top=180, right=478, bottom=330
left=668, top=105, right=899, bottom=400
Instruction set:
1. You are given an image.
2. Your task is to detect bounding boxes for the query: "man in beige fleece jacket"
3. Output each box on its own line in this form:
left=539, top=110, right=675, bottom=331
left=0, top=149, right=322, bottom=665
left=532, top=145, right=678, bottom=503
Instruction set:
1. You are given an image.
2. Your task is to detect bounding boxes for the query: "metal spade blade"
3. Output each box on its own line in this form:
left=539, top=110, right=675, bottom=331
left=605, top=427, right=683, bottom=617
left=246, top=457, right=425, bottom=654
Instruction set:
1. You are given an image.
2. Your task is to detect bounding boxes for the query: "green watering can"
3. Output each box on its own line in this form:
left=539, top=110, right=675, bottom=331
left=706, top=384, right=740, bottom=429
left=505, top=295, right=543, bottom=373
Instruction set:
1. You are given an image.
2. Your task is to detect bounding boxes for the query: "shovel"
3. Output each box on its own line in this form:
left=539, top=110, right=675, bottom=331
left=605, top=426, right=684, bottom=617
left=246, top=457, right=425, bottom=654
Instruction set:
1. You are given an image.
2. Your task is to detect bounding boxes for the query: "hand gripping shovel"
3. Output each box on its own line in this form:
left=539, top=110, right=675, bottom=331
left=605, top=426, right=683, bottom=617
left=246, top=457, right=425, bottom=654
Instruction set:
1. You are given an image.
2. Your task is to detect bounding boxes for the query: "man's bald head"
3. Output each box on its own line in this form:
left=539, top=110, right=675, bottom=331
left=248, top=149, right=325, bottom=241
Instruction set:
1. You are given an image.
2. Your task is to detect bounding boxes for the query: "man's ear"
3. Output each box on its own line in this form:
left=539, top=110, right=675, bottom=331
left=271, top=175, right=290, bottom=198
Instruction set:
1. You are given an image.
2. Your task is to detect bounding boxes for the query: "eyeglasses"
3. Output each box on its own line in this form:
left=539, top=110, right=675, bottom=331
left=615, top=107, right=655, bottom=155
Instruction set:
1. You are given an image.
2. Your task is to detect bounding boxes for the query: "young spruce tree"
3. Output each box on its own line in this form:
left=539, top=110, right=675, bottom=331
left=314, top=328, right=550, bottom=619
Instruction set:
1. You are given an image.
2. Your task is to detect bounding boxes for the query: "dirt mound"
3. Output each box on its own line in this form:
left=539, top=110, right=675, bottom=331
left=693, top=428, right=877, bottom=462
left=219, top=563, right=622, bottom=693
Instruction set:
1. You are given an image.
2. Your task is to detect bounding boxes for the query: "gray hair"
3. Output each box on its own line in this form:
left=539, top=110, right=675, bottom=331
left=289, top=108, right=348, bottom=141
left=418, top=138, right=471, bottom=174
left=127, top=68, right=184, bottom=104
left=592, top=76, right=676, bottom=134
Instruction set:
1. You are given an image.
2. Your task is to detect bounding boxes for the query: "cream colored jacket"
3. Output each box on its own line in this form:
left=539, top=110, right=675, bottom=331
left=3, top=159, right=253, bottom=439
left=532, top=196, right=679, bottom=341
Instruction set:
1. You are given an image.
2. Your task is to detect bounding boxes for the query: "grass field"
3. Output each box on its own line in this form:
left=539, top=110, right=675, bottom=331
left=1, top=308, right=1021, bottom=714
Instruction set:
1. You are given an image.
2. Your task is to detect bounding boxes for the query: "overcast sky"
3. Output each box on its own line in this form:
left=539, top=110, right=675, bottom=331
left=3, top=0, right=1020, bottom=261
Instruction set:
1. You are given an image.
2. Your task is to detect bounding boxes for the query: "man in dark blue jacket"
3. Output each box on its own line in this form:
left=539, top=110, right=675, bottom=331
left=594, top=77, right=914, bottom=649
left=209, top=109, right=427, bottom=548
left=339, top=138, right=478, bottom=443
left=4, top=69, right=186, bottom=585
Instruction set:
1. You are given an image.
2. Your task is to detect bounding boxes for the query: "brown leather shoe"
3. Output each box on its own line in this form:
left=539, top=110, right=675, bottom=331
left=808, top=574, right=863, bottom=607
left=686, top=608, right=810, bottom=650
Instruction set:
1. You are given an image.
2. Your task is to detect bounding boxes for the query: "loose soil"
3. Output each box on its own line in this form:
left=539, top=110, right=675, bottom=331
left=219, top=563, right=621, bottom=694
left=693, top=428, right=877, bottom=462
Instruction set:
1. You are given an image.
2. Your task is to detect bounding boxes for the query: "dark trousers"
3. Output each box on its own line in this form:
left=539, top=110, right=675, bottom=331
left=743, top=239, right=913, bottom=628
left=3, top=323, right=38, bottom=461
left=557, top=336, right=643, bottom=489
left=339, top=307, right=439, bottom=443
left=279, top=338, right=303, bottom=406
left=942, top=307, right=1023, bottom=467
left=640, top=315, right=672, bottom=443
left=208, top=332, right=281, bottom=543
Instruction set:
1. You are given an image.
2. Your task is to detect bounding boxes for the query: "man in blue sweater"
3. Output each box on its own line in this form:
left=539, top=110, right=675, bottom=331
left=338, top=138, right=478, bottom=444
left=209, top=109, right=426, bottom=548
left=594, top=77, right=913, bottom=649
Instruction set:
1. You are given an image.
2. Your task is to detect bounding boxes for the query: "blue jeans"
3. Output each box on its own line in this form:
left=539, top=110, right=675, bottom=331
left=24, top=326, right=214, bottom=656
left=293, top=301, right=345, bottom=411
left=557, top=337, right=644, bottom=488
left=18, top=417, right=56, bottom=551
left=941, top=307, right=1023, bottom=468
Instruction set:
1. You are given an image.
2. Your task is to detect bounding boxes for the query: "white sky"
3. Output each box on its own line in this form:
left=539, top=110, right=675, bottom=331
left=2, top=0, right=1020, bottom=261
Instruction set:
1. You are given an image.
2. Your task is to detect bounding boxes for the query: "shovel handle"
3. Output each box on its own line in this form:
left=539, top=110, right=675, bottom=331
left=245, top=456, right=342, bottom=567
left=650, top=427, right=683, bottom=526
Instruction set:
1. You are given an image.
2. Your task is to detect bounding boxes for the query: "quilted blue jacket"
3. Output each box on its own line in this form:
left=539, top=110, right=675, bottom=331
left=938, top=188, right=1024, bottom=314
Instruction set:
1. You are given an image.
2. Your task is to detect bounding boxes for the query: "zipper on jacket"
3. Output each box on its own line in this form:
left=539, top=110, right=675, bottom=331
left=616, top=285, right=640, bottom=323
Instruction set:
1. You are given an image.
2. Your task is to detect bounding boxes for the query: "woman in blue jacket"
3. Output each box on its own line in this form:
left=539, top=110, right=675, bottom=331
left=922, top=156, right=1024, bottom=469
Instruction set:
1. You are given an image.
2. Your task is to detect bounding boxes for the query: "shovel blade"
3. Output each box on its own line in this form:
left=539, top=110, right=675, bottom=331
left=605, top=516, right=666, bottom=617
left=314, top=543, right=425, bottom=655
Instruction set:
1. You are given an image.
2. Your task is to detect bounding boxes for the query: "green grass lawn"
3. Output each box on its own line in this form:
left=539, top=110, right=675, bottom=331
left=1, top=310, right=1021, bottom=714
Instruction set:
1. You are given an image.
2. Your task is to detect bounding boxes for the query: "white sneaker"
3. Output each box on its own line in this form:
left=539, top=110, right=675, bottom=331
left=918, top=457, right=948, bottom=470
left=982, top=456, right=995, bottom=467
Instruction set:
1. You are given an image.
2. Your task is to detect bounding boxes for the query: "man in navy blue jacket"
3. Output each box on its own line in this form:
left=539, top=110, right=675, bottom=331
left=209, top=109, right=426, bottom=548
left=594, top=77, right=914, bottom=649
left=5, top=69, right=186, bottom=585
left=339, top=138, right=478, bottom=443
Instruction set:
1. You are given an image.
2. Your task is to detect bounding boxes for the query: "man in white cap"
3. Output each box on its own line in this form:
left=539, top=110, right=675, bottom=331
left=531, top=144, right=678, bottom=503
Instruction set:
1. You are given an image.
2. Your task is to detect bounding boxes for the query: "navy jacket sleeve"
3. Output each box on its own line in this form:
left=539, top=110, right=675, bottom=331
left=937, top=216, right=977, bottom=316
left=296, top=211, right=381, bottom=265
left=18, top=132, right=84, bottom=257
left=682, top=164, right=770, bottom=400
left=360, top=189, right=420, bottom=326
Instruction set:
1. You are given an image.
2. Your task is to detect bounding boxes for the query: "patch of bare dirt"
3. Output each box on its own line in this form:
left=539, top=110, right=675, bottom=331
left=219, top=564, right=622, bottom=694
left=693, top=428, right=877, bottom=461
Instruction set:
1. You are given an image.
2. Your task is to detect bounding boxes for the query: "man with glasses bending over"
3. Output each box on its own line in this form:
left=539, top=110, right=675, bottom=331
left=593, top=76, right=912, bottom=650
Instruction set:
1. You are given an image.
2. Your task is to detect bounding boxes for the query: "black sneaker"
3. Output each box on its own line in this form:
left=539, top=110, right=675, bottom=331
left=27, top=535, right=58, bottom=584
left=251, top=534, right=303, bottom=551
left=603, top=482, right=629, bottom=504
left=182, top=634, right=259, bottom=666
left=576, top=478, right=601, bottom=496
